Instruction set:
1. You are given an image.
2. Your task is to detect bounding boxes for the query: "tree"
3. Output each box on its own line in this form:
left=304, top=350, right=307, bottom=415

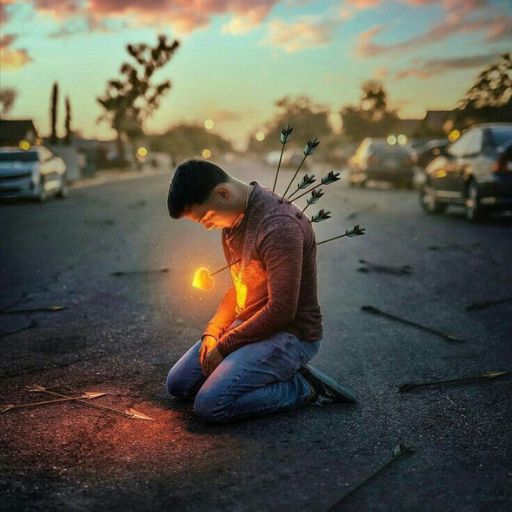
left=97, top=34, right=179, bottom=165
left=455, top=53, right=512, bottom=128
left=0, top=87, right=17, bottom=118
left=148, top=124, right=233, bottom=166
left=50, top=82, right=59, bottom=144
left=248, top=96, right=333, bottom=153
left=64, top=95, right=72, bottom=145
left=340, top=81, right=399, bottom=141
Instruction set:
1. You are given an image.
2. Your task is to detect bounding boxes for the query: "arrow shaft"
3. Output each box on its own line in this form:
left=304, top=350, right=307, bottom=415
left=401, top=372, right=508, bottom=392
left=365, top=308, right=462, bottom=342
left=0, top=307, right=64, bottom=315
left=3, top=396, right=86, bottom=411
left=327, top=447, right=413, bottom=510
left=288, top=182, right=321, bottom=202
left=316, top=233, right=348, bottom=246
left=34, top=388, right=131, bottom=418
left=281, top=155, right=307, bottom=200
left=210, top=258, right=241, bottom=277
left=272, top=143, right=286, bottom=193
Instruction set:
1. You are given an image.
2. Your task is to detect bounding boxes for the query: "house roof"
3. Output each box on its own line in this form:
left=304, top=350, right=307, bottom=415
left=0, top=119, right=39, bottom=144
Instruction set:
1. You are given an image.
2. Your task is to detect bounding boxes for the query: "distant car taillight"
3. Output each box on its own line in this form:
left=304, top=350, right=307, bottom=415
left=492, top=152, right=512, bottom=173
left=493, top=144, right=512, bottom=173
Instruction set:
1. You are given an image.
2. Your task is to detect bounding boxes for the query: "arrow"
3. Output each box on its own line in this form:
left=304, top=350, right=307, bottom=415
left=357, top=259, right=412, bottom=275
left=111, top=268, right=169, bottom=277
left=399, top=370, right=509, bottom=392
left=1, top=392, right=106, bottom=413
left=27, top=385, right=154, bottom=421
left=0, top=305, right=66, bottom=315
left=465, top=297, right=512, bottom=311
left=327, top=442, right=415, bottom=511
left=361, top=305, right=464, bottom=343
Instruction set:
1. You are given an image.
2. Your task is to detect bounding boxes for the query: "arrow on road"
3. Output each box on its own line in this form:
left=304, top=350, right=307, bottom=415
left=1, top=392, right=106, bottom=413
left=0, top=305, right=66, bottom=315
left=361, top=305, right=464, bottom=342
left=27, top=385, right=154, bottom=421
left=327, top=442, right=415, bottom=511
left=399, top=370, right=509, bottom=392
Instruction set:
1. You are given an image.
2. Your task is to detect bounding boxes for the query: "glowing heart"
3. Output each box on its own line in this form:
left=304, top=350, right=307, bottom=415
left=192, top=267, right=214, bottom=290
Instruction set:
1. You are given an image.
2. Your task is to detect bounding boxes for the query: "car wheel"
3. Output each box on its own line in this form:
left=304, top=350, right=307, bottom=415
left=419, top=183, right=447, bottom=214
left=465, top=181, right=484, bottom=222
left=57, top=176, right=68, bottom=199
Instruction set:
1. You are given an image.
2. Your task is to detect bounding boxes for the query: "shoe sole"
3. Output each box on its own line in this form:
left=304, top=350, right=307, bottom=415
left=304, top=364, right=357, bottom=404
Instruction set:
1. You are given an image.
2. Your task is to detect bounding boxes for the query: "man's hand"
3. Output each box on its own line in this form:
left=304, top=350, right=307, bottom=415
left=199, top=335, right=224, bottom=376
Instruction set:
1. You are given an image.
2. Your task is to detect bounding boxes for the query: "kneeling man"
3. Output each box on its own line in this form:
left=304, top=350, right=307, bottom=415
left=166, top=159, right=354, bottom=424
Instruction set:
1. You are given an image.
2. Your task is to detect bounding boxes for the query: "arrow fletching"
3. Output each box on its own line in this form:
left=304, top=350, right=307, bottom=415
left=297, top=173, right=316, bottom=190
left=321, top=171, right=341, bottom=185
left=307, top=189, right=324, bottom=205
left=482, top=370, right=509, bottom=379
left=280, top=124, right=293, bottom=144
left=304, top=138, right=320, bottom=156
left=311, top=209, right=331, bottom=223
left=346, top=225, right=366, bottom=237
left=391, top=441, right=415, bottom=458
left=126, top=408, right=155, bottom=421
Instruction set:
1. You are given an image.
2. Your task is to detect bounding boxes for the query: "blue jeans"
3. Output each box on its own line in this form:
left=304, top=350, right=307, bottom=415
left=166, top=320, right=321, bottom=424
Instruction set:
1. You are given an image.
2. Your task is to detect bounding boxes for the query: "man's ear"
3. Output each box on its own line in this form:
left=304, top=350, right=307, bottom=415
left=215, top=184, right=231, bottom=201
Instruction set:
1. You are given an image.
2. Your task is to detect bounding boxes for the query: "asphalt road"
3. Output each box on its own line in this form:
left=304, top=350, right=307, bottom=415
left=1, top=158, right=511, bottom=512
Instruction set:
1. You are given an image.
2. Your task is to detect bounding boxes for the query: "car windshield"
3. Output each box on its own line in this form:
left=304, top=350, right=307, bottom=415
left=0, top=151, right=38, bottom=162
left=489, top=127, right=512, bottom=148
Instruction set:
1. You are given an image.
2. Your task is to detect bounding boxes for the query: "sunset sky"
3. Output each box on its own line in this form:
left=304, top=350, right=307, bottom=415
left=1, top=0, right=511, bottom=147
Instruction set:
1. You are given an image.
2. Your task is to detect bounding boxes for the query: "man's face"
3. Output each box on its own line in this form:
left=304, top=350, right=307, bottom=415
left=183, top=185, right=238, bottom=230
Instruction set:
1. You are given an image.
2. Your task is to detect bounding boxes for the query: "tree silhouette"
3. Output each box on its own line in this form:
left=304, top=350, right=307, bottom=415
left=248, top=96, right=332, bottom=153
left=97, top=34, right=179, bottom=164
left=341, top=81, right=399, bottom=141
left=0, top=88, right=17, bottom=118
left=64, top=95, right=72, bottom=145
left=50, top=82, right=59, bottom=144
left=149, top=124, right=233, bottom=166
left=455, top=53, right=512, bottom=127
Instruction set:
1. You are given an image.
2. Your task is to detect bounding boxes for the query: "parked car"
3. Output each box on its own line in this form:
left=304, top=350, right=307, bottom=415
left=419, top=123, right=512, bottom=221
left=347, top=138, right=415, bottom=189
left=416, top=139, right=450, bottom=170
left=0, top=146, right=67, bottom=202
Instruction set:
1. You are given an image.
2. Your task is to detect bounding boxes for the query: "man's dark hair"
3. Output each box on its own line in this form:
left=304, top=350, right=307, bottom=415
left=167, top=159, right=230, bottom=218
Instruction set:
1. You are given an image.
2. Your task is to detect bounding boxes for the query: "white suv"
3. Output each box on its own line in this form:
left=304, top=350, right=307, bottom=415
left=0, top=146, right=67, bottom=201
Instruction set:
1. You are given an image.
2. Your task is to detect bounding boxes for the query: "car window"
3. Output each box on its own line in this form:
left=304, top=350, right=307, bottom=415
left=488, top=127, right=512, bottom=149
left=448, top=130, right=472, bottom=157
left=0, top=151, right=38, bottom=162
left=463, top=129, right=482, bottom=156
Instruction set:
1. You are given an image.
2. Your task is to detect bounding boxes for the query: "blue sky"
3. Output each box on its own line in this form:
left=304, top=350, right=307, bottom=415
left=1, top=0, right=511, bottom=146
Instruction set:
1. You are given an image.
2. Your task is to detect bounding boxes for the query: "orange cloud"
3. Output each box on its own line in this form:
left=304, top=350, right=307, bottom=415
left=23, top=0, right=278, bottom=35
left=262, top=17, right=334, bottom=52
left=357, top=13, right=512, bottom=57
left=394, top=52, right=503, bottom=80
left=0, top=34, right=33, bottom=69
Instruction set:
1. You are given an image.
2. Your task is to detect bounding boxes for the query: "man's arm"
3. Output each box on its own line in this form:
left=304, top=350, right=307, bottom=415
left=216, top=217, right=305, bottom=356
left=202, top=286, right=238, bottom=341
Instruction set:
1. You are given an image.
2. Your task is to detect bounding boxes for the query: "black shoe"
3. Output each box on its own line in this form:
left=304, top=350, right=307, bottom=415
left=300, top=364, right=356, bottom=404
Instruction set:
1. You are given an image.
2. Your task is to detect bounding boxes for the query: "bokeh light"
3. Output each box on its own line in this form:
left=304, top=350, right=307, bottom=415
left=387, top=135, right=397, bottom=145
left=448, top=129, right=461, bottom=142
left=204, top=119, right=214, bottom=130
left=202, top=148, right=212, bottom=159
left=255, top=131, right=265, bottom=141
left=137, top=146, right=148, bottom=158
